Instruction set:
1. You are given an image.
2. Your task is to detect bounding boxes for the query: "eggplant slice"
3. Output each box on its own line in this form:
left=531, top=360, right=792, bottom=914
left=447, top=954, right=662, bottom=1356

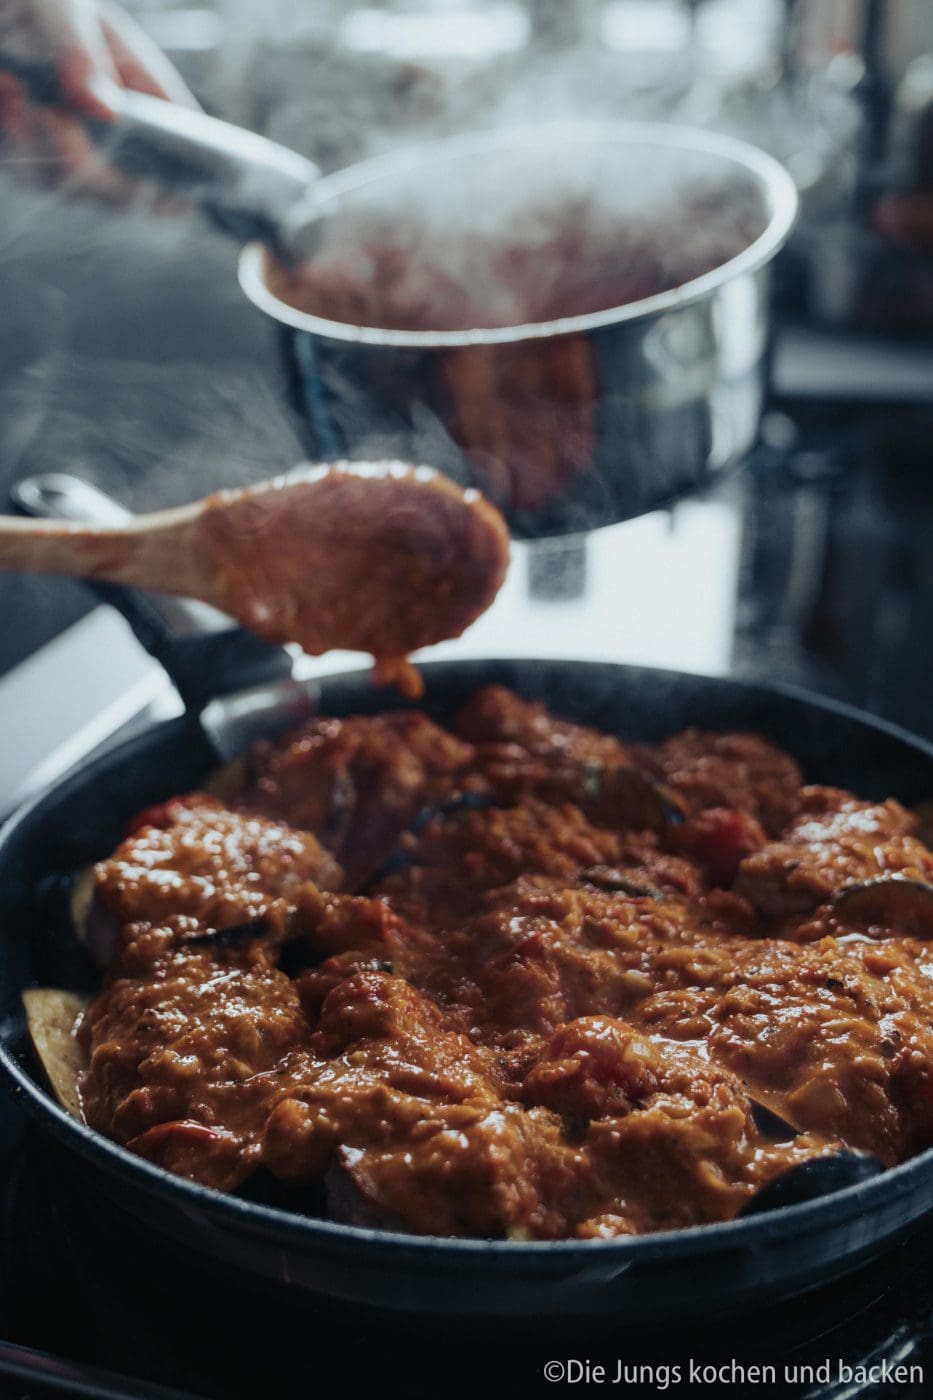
left=70, top=863, right=121, bottom=966
left=22, top=988, right=89, bottom=1121
left=580, top=763, right=687, bottom=829
left=69, top=867, right=119, bottom=967
left=69, top=865, right=95, bottom=945
left=579, top=865, right=662, bottom=898
left=738, top=1152, right=884, bottom=1218
left=360, top=790, right=506, bottom=888
left=832, top=877, right=933, bottom=938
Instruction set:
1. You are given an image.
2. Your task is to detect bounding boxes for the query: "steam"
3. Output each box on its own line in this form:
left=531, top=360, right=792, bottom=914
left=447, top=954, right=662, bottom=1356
left=200, top=2, right=762, bottom=172
left=271, top=136, right=768, bottom=332
left=0, top=179, right=303, bottom=516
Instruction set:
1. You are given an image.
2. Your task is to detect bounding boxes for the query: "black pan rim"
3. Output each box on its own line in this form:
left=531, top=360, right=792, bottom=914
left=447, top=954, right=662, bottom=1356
left=3, top=656, right=933, bottom=1261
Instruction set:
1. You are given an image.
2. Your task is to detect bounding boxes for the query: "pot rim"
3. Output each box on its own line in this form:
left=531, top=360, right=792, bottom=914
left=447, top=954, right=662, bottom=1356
left=238, top=119, right=799, bottom=349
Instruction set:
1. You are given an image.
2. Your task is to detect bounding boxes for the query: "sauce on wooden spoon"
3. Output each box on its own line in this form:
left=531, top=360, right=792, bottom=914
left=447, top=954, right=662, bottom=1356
left=0, top=461, right=511, bottom=697
left=195, top=461, right=510, bottom=695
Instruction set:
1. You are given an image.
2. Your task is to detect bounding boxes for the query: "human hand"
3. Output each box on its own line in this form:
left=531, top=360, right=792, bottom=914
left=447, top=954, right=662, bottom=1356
left=0, top=0, right=198, bottom=191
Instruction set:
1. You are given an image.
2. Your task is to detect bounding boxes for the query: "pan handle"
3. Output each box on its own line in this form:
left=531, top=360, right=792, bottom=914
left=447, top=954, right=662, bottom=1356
left=11, top=473, right=295, bottom=711
left=0, top=51, right=319, bottom=256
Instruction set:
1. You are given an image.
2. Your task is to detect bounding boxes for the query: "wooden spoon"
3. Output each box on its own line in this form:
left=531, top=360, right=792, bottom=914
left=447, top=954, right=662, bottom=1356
left=0, top=461, right=510, bottom=695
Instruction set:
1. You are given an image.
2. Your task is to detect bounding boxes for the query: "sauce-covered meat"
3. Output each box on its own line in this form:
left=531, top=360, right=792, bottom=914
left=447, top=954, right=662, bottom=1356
left=734, top=790, right=933, bottom=919
left=76, top=687, right=933, bottom=1238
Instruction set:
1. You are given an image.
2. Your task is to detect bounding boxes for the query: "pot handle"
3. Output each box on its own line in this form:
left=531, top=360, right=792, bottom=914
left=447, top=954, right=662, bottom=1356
left=0, top=52, right=319, bottom=255
left=11, top=474, right=295, bottom=711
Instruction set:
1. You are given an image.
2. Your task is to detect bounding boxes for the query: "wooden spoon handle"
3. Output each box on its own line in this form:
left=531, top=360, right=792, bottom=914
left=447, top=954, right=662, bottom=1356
left=0, top=517, right=129, bottom=580
left=0, top=513, right=204, bottom=599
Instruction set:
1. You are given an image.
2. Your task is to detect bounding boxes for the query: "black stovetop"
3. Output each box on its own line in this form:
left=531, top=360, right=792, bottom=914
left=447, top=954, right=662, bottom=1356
left=0, top=1106, right=931, bottom=1400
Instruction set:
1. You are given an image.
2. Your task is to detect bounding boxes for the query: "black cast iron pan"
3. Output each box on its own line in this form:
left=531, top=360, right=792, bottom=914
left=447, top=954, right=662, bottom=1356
left=3, top=616, right=933, bottom=1326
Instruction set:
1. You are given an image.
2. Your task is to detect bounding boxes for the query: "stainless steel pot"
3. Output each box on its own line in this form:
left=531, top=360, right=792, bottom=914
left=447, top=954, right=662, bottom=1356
left=239, top=122, right=798, bottom=538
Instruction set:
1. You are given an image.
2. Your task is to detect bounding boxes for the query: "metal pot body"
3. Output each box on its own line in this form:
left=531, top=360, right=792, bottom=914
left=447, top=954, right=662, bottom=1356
left=1, top=659, right=932, bottom=1328
left=277, top=271, right=771, bottom=538
left=240, top=124, right=797, bottom=538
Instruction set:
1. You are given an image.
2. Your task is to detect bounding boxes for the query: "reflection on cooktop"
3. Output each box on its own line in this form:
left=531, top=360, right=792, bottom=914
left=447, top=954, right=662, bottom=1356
left=735, top=400, right=933, bottom=742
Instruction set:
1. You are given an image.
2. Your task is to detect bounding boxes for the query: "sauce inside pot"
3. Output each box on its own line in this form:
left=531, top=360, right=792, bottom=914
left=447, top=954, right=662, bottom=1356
left=267, top=145, right=768, bottom=333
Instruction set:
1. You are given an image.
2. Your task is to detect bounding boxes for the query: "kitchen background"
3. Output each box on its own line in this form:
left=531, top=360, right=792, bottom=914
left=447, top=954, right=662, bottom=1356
left=1, top=0, right=933, bottom=814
